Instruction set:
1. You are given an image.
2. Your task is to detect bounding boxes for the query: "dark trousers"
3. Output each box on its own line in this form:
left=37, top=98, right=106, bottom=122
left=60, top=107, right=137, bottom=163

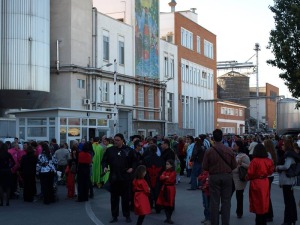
left=190, top=162, right=202, bottom=189
left=265, top=176, right=274, bottom=220
left=178, top=155, right=186, bottom=175
left=209, top=173, right=232, bottom=225
left=255, top=214, right=266, bottom=225
left=202, top=191, right=210, bottom=220
left=136, top=215, right=145, bottom=225
left=165, top=206, right=174, bottom=220
left=282, top=185, right=298, bottom=223
left=110, top=181, right=130, bottom=218
left=39, top=172, right=55, bottom=204
left=236, top=189, right=244, bottom=216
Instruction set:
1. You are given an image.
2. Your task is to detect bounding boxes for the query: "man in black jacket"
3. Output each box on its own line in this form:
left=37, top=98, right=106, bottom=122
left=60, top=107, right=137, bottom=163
left=102, top=133, right=132, bottom=223
left=160, top=139, right=175, bottom=168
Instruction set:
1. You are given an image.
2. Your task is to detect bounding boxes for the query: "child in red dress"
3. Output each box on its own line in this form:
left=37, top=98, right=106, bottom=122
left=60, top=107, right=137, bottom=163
left=133, top=165, right=151, bottom=225
left=65, top=159, right=76, bottom=199
left=156, top=159, right=176, bottom=224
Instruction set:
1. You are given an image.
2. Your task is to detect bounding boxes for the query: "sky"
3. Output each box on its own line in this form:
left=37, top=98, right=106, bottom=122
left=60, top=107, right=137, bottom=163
left=160, top=0, right=292, bottom=98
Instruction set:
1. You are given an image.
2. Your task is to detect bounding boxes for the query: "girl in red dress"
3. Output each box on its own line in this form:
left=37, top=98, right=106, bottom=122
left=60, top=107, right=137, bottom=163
left=157, top=159, right=176, bottom=224
left=65, top=159, right=76, bottom=199
left=133, top=165, right=151, bottom=225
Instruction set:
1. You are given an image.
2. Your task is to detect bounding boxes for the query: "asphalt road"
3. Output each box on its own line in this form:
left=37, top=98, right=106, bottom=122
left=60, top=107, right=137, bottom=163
left=1, top=174, right=299, bottom=225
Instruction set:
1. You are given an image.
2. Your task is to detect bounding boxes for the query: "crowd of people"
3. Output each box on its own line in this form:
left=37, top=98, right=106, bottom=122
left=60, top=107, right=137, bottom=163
left=0, top=131, right=300, bottom=225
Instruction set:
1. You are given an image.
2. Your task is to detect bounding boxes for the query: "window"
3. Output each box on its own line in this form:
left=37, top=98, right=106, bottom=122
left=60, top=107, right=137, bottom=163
left=181, top=28, right=193, bottom=50
left=202, top=71, right=207, bottom=87
left=118, top=40, right=124, bottom=65
left=137, top=86, right=144, bottom=119
left=204, top=40, right=213, bottom=59
left=118, top=85, right=125, bottom=104
left=239, top=109, right=243, bottom=116
left=103, top=82, right=109, bottom=102
left=103, top=33, right=109, bottom=61
left=235, top=109, right=238, bottom=116
left=170, top=58, right=174, bottom=78
left=186, top=65, right=189, bottom=83
left=197, top=36, right=201, bottom=53
left=221, top=107, right=226, bottom=114
left=164, top=56, right=168, bottom=77
left=77, top=79, right=85, bottom=89
left=148, top=88, right=154, bottom=120
left=181, top=64, right=185, bottom=82
left=167, top=93, right=173, bottom=122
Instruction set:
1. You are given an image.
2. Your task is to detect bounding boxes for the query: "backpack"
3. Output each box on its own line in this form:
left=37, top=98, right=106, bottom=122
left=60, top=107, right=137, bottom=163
left=286, top=163, right=300, bottom=178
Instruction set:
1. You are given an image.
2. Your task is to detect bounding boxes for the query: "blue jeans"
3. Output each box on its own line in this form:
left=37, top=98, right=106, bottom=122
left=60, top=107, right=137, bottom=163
left=190, top=162, right=202, bottom=189
left=202, top=191, right=210, bottom=220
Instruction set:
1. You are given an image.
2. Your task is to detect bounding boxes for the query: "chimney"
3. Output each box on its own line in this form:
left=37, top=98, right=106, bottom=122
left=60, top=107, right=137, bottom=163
left=190, top=8, right=197, bottom=13
left=168, top=0, right=177, bottom=12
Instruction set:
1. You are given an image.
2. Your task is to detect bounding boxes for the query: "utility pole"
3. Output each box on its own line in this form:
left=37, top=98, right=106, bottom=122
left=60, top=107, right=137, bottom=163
left=254, top=43, right=260, bottom=131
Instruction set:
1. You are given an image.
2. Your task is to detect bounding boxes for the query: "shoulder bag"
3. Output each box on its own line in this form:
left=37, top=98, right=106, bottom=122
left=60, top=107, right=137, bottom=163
left=212, top=146, right=232, bottom=170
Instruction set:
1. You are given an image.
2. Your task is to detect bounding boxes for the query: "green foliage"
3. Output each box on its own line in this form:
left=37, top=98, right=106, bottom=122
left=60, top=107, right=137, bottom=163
left=267, top=0, right=300, bottom=99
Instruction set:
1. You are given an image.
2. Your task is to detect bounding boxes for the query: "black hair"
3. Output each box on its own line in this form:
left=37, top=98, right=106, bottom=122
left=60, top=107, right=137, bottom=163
left=235, top=140, right=246, bottom=153
left=162, top=139, right=170, bottom=147
left=135, top=165, right=147, bottom=179
left=213, top=129, right=223, bottom=142
left=253, top=143, right=268, bottom=158
left=134, top=139, right=141, bottom=149
left=148, top=144, right=157, bottom=153
left=115, top=133, right=125, bottom=144
left=166, top=159, right=175, bottom=171
left=187, top=135, right=194, bottom=142
left=42, top=143, right=51, bottom=160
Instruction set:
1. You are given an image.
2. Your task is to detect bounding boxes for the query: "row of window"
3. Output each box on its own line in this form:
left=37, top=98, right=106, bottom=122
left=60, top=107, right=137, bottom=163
left=221, top=127, right=235, bottom=134
left=103, top=30, right=125, bottom=65
left=77, top=79, right=125, bottom=104
left=221, top=107, right=243, bottom=117
left=164, top=56, right=175, bottom=78
left=181, top=63, right=213, bottom=89
left=181, top=28, right=214, bottom=59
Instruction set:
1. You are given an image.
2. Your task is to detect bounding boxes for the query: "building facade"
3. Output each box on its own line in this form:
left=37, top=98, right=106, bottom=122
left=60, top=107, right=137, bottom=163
left=160, top=7, right=217, bottom=135
left=216, top=101, right=246, bottom=135
left=249, top=83, right=279, bottom=131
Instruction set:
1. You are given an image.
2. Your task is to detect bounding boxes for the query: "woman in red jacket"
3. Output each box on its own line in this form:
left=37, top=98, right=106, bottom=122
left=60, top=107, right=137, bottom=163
left=157, top=159, right=176, bottom=224
left=133, top=165, right=151, bottom=225
left=247, top=143, right=274, bottom=225
left=77, top=142, right=92, bottom=202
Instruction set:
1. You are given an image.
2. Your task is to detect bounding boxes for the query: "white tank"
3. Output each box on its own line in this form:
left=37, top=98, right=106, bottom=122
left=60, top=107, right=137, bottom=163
left=0, top=0, right=50, bottom=108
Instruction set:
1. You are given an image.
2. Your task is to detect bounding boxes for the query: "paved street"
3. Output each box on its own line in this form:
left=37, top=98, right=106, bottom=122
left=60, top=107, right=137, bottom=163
left=1, top=174, right=300, bottom=225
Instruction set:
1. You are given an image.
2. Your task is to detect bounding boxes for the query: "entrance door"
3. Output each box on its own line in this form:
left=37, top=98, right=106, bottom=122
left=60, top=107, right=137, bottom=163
left=68, top=137, right=80, bottom=149
left=89, top=128, right=96, bottom=141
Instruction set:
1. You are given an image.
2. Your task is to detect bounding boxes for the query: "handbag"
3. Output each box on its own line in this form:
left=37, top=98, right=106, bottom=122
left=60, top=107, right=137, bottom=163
left=286, top=163, right=300, bottom=178
left=238, top=166, right=248, bottom=181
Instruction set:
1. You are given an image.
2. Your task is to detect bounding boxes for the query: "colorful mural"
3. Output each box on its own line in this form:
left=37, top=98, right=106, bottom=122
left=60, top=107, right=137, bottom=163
left=135, top=0, right=159, bottom=78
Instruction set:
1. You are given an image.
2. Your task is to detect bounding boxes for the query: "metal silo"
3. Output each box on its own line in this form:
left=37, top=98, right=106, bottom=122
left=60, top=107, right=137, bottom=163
left=277, top=98, right=300, bottom=132
left=217, top=71, right=250, bottom=106
left=0, top=0, right=50, bottom=109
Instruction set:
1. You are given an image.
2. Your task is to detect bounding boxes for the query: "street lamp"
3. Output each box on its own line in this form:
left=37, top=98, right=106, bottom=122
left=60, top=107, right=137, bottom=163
left=254, top=43, right=260, bottom=131
left=159, top=77, right=173, bottom=136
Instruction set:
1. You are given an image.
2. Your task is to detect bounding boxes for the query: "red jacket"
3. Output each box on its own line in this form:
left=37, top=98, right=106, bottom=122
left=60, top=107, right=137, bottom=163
left=133, top=179, right=151, bottom=215
left=156, top=169, right=176, bottom=207
left=247, top=157, right=274, bottom=214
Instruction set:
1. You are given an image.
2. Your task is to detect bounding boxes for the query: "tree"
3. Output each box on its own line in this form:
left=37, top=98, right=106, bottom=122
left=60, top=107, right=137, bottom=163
left=267, top=0, right=300, bottom=101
